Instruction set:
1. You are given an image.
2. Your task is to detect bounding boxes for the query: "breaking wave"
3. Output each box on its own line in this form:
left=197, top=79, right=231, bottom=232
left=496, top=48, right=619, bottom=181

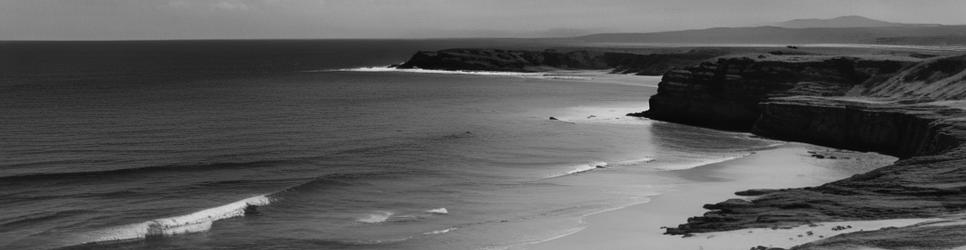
left=78, top=195, right=271, bottom=245
left=612, top=157, right=656, bottom=166
left=357, top=211, right=395, bottom=224
left=426, top=208, right=449, bottom=215
left=423, top=227, right=457, bottom=235
left=545, top=161, right=609, bottom=179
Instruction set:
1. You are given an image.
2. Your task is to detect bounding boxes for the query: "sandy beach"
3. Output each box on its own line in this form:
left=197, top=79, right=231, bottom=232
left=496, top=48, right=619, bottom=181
left=523, top=144, right=905, bottom=250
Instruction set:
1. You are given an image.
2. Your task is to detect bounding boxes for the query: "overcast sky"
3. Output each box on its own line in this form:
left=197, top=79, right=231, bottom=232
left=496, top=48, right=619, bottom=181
left=3, top=0, right=966, bottom=40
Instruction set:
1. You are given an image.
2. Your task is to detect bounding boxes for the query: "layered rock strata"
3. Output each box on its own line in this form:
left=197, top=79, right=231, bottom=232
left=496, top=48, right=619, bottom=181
left=640, top=55, right=966, bottom=249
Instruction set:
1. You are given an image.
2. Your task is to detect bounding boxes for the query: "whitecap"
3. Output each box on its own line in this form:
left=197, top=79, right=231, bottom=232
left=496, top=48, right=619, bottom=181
left=613, top=157, right=655, bottom=166
left=423, top=227, right=458, bottom=235
left=569, top=161, right=608, bottom=175
left=426, top=208, right=449, bottom=215
left=79, top=194, right=271, bottom=244
left=545, top=161, right=609, bottom=179
left=357, top=211, right=394, bottom=224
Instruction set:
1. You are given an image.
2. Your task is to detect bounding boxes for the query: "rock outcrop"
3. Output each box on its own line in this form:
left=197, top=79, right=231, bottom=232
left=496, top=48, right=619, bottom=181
left=640, top=54, right=966, bottom=248
left=639, top=56, right=913, bottom=131
left=397, top=48, right=726, bottom=75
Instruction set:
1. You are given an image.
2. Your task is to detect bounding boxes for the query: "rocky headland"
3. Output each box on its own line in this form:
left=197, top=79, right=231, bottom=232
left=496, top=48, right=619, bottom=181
left=398, top=47, right=966, bottom=248
left=637, top=54, right=966, bottom=249
left=396, top=48, right=727, bottom=75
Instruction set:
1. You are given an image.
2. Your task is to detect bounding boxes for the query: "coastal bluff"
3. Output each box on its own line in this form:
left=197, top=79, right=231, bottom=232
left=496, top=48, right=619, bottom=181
left=396, top=48, right=725, bottom=75
left=639, top=54, right=966, bottom=249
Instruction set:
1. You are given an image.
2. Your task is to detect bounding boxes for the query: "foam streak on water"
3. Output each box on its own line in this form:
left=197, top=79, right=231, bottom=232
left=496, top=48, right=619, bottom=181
left=358, top=211, right=395, bottom=224
left=654, top=153, right=755, bottom=171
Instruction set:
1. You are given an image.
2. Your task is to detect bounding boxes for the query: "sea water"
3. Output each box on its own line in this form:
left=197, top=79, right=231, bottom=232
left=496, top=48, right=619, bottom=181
left=1, top=40, right=781, bottom=249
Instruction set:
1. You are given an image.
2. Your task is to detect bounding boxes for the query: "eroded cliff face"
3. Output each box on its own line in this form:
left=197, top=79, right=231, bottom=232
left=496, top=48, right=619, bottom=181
left=640, top=57, right=914, bottom=131
left=397, top=48, right=726, bottom=75
left=646, top=55, right=966, bottom=249
left=753, top=97, right=962, bottom=158
left=667, top=97, right=966, bottom=235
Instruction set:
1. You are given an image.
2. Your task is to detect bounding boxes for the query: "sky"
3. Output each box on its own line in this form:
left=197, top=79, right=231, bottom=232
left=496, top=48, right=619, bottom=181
left=2, top=0, right=966, bottom=40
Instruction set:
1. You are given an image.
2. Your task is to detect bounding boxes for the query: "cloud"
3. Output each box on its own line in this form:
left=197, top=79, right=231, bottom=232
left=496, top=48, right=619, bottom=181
left=163, top=0, right=253, bottom=11
left=210, top=1, right=251, bottom=11
left=166, top=0, right=191, bottom=8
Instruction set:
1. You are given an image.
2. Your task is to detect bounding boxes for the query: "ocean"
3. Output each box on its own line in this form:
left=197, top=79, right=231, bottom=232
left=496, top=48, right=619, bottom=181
left=1, top=40, right=782, bottom=250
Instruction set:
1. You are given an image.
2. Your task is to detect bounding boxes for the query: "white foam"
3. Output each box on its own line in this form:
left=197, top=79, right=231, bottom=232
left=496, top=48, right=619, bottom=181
left=80, top=195, right=271, bottom=244
left=568, top=162, right=605, bottom=175
left=613, top=157, right=655, bottom=166
left=423, top=227, right=458, bottom=235
left=426, top=208, right=449, bottom=215
left=547, top=104, right=653, bottom=125
left=654, top=153, right=754, bottom=171
left=357, top=211, right=394, bottom=224
left=570, top=161, right=608, bottom=174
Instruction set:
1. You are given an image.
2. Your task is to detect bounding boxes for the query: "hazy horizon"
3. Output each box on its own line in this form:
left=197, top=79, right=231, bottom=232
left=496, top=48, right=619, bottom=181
left=4, top=0, right=966, bottom=40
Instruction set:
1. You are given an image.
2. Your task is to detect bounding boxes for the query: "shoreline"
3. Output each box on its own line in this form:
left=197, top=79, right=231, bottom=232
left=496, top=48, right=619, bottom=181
left=388, top=47, right=966, bottom=249
left=524, top=144, right=898, bottom=250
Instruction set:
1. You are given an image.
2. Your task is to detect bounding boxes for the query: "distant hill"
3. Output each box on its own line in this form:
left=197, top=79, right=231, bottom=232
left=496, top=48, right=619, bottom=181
left=775, top=15, right=938, bottom=28
left=572, top=23, right=966, bottom=45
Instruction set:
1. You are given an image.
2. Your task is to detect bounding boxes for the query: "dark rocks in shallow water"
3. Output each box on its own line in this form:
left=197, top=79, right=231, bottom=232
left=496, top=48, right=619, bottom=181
left=794, top=224, right=966, bottom=250
left=751, top=246, right=786, bottom=250
left=703, top=199, right=753, bottom=210
left=735, top=189, right=781, bottom=196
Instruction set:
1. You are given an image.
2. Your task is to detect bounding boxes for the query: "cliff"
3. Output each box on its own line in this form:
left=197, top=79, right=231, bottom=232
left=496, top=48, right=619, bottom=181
left=641, top=54, right=966, bottom=249
left=397, top=48, right=726, bottom=75
left=639, top=56, right=914, bottom=131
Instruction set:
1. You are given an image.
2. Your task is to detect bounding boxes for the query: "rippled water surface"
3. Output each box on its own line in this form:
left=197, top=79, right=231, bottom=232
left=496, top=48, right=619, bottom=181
left=0, top=41, right=778, bottom=249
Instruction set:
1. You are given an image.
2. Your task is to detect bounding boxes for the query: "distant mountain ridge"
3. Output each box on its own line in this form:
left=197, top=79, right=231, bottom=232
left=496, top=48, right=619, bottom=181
left=775, top=15, right=940, bottom=28
left=569, top=16, right=966, bottom=45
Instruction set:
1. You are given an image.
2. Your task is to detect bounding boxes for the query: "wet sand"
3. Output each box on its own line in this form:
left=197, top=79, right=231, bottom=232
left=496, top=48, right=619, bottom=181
left=523, top=144, right=898, bottom=250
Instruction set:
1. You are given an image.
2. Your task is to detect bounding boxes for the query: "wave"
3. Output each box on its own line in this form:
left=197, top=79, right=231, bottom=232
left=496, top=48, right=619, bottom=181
left=357, top=211, right=394, bottom=224
left=567, top=161, right=608, bottom=175
left=356, top=207, right=449, bottom=224
left=426, top=208, right=448, bottom=215
left=423, top=227, right=457, bottom=235
left=78, top=194, right=271, bottom=245
left=544, top=161, right=609, bottom=179
left=321, top=66, right=547, bottom=77
left=612, top=157, right=655, bottom=166
left=0, top=159, right=301, bottom=182
left=654, top=153, right=754, bottom=171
